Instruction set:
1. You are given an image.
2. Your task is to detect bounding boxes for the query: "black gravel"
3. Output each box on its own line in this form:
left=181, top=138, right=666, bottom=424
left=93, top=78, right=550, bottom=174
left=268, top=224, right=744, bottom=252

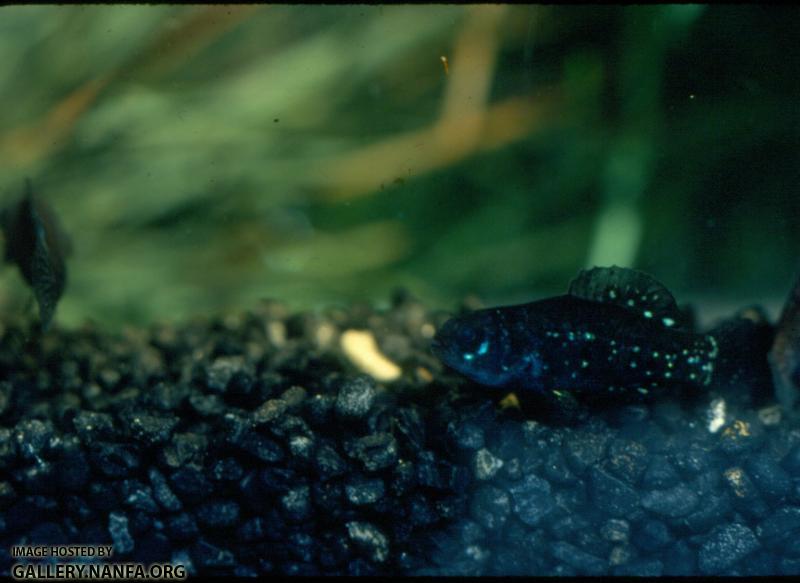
left=1, top=295, right=799, bottom=575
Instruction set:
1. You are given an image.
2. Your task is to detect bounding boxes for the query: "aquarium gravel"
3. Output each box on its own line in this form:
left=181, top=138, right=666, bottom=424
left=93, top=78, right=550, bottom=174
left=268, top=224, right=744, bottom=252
left=2, top=294, right=800, bottom=576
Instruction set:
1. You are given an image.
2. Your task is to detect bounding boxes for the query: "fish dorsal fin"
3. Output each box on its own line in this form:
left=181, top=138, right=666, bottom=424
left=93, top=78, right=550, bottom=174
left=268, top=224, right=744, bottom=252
left=568, top=266, right=683, bottom=328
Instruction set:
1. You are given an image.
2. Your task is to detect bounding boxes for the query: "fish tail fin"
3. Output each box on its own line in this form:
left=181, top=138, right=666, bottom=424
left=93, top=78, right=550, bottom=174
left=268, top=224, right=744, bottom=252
left=710, top=306, right=774, bottom=401
left=770, top=273, right=800, bottom=416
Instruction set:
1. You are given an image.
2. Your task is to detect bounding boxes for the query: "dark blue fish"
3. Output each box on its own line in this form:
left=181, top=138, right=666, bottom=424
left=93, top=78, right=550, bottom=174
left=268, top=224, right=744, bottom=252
left=431, top=266, right=719, bottom=397
left=1, top=179, right=72, bottom=330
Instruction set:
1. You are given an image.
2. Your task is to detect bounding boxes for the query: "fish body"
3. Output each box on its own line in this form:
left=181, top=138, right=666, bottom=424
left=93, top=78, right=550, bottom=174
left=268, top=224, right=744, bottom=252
left=1, top=179, right=71, bottom=329
left=432, top=266, right=718, bottom=397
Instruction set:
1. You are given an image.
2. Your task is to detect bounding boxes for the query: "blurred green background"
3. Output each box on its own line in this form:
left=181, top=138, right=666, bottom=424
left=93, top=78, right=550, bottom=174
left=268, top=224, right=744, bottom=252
left=1, top=5, right=799, bottom=329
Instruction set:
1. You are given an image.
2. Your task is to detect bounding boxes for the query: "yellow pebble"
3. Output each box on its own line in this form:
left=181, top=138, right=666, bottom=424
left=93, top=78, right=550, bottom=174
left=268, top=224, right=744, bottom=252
left=499, top=392, right=520, bottom=410
left=340, top=329, right=402, bottom=382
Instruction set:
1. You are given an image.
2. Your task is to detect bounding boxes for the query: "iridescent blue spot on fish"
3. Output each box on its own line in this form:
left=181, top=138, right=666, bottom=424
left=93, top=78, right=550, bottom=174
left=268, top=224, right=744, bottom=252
left=431, top=266, right=721, bottom=398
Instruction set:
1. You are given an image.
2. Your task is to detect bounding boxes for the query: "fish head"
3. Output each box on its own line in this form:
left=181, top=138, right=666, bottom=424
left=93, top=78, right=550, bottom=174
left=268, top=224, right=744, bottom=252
left=432, top=308, right=525, bottom=387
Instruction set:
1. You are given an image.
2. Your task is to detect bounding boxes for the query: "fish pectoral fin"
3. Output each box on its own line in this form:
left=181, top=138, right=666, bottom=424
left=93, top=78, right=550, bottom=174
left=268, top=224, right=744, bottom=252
left=567, top=265, right=684, bottom=328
